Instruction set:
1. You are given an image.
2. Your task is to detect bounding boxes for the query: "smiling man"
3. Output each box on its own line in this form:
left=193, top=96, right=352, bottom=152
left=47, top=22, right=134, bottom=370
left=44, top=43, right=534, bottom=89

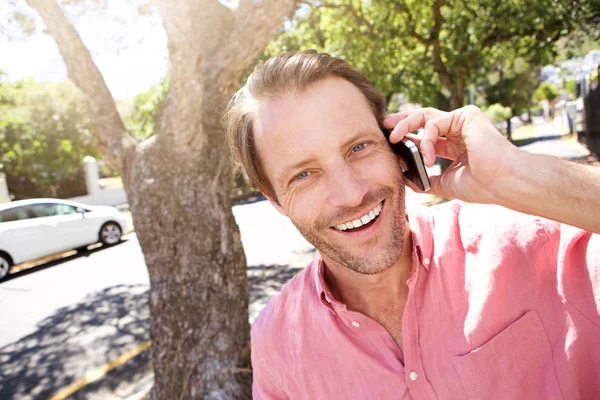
left=223, top=50, right=600, bottom=399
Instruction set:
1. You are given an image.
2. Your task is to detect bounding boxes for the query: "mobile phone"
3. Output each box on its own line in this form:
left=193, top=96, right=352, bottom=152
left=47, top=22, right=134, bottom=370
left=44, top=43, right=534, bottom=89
left=382, top=129, right=431, bottom=192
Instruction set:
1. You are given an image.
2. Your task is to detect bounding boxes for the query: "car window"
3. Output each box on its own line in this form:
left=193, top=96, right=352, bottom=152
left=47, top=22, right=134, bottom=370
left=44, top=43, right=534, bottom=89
left=0, top=207, right=31, bottom=223
left=30, top=203, right=79, bottom=218
left=56, top=204, right=78, bottom=215
left=30, top=203, right=60, bottom=218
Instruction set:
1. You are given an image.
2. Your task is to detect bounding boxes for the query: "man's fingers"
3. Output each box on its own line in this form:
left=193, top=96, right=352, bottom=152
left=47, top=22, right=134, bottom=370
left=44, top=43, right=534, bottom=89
left=383, top=112, right=409, bottom=129
left=387, top=108, right=448, bottom=142
left=406, top=135, right=454, bottom=162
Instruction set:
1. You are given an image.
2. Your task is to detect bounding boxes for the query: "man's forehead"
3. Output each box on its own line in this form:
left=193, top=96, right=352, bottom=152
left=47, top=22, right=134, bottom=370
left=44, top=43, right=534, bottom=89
left=253, top=78, right=376, bottom=141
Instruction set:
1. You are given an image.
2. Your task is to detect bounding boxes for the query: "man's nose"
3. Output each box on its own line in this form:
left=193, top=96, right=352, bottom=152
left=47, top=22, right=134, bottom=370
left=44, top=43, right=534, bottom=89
left=326, top=164, right=369, bottom=208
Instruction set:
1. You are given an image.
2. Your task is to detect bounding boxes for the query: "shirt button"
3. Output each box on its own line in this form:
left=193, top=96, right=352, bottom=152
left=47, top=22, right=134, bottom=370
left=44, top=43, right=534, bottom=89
left=423, top=257, right=430, bottom=265
left=351, top=321, right=360, bottom=328
left=409, top=371, right=417, bottom=381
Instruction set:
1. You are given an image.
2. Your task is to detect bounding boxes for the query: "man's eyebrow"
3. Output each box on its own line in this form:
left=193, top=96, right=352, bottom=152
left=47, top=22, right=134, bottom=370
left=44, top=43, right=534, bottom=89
left=277, top=156, right=318, bottom=185
left=340, top=129, right=380, bottom=150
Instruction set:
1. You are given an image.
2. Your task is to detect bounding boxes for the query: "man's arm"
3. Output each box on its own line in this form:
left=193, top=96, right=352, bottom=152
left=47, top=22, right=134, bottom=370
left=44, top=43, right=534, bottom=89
left=496, top=150, right=600, bottom=233
left=384, top=106, right=600, bottom=233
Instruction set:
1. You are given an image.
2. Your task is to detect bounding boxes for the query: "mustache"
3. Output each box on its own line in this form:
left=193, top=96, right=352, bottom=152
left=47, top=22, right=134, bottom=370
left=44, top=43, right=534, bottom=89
left=318, top=187, right=393, bottom=228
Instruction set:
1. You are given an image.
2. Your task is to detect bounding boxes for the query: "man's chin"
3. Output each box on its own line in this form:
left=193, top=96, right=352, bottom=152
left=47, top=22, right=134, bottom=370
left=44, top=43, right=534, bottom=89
left=318, top=236, right=405, bottom=276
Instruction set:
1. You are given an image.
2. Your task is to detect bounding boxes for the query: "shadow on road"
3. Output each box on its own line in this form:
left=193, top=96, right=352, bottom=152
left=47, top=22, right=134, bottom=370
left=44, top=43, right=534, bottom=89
left=512, top=134, right=566, bottom=147
left=1, top=239, right=129, bottom=284
left=0, top=254, right=313, bottom=399
left=0, top=284, right=150, bottom=400
left=247, top=261, right=312, bottom=305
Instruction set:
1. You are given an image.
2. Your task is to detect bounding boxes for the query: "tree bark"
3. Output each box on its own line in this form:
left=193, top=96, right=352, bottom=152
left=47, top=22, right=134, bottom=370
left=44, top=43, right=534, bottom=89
left=127, top=124, right=252, bottom=399
left=449, top=82, right=465, bottom=110
left=26, top=0, right=297, bottom=398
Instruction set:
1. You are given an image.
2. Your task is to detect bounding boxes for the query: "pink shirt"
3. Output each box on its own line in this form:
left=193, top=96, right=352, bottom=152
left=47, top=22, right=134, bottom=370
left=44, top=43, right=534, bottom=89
left=251, top=201, right=600, bottom=399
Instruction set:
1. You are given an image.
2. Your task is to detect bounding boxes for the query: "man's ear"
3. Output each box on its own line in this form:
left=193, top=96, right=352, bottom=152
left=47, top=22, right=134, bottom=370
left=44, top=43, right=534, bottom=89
left=264, top=193, right=287, bottom=216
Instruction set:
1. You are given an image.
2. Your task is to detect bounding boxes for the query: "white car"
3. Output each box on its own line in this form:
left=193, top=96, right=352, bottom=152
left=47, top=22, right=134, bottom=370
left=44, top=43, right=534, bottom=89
left=0, top=198, right=128, bottom=281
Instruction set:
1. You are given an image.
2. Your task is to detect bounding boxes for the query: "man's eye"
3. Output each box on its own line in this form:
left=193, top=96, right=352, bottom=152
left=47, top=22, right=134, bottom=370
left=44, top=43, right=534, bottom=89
left=294, top=171, right=309, bottom=181
left=352, top=143, right=366, bottom=152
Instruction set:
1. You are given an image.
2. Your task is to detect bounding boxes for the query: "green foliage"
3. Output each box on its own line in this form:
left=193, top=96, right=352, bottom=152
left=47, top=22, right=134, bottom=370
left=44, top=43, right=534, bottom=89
left=554, top=30, right=600, bottom=63
left=484, top=103, right=512, bottom=123
left=0, top=78, right=97, bottom=198
left=123, top=74, right=169, bottom=140
left=533, top=82, right=559, bottom=103
left=479, top=53, right=539, bottom=116
left=260, top=0, right=600, bottom=109
left=564, top=79, right=577, bottom=98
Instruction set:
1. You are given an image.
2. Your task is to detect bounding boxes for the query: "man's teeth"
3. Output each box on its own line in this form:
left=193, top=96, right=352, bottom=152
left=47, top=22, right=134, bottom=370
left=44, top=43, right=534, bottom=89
left=334, top=203, right=382, bottom=231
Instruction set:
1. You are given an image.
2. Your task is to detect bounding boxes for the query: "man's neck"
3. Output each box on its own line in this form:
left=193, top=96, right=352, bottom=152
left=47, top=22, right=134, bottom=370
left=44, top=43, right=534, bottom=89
left=322, top=227, right=413, bottom=317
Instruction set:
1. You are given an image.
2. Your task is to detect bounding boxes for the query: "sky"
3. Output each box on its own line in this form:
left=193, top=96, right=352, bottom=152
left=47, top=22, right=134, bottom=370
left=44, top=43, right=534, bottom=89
left=0, top=0, right=169, bottom=100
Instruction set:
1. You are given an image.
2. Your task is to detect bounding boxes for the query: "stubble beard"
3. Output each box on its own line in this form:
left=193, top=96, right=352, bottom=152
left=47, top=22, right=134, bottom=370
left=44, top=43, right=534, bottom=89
left=294, top=179, right=407, bottom=275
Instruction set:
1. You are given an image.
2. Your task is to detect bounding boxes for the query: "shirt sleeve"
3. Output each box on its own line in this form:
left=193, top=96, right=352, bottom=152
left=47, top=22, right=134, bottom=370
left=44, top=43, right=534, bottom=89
left=251, top=319, right=288, bottom=399
left=546, top=222, right=600, bottom=326
left=252, top=351, right=288, bottom=399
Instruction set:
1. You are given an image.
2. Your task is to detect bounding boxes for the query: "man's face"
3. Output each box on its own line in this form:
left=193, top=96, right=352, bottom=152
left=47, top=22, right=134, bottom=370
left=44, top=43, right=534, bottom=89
left=253, top=77, right=407, bottom=275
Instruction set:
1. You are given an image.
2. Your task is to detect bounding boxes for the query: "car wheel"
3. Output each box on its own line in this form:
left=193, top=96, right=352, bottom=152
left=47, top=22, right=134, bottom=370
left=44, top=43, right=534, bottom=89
left=0, top=253, right=12, bottom=281
left=99, top=222, right=122, bottom=246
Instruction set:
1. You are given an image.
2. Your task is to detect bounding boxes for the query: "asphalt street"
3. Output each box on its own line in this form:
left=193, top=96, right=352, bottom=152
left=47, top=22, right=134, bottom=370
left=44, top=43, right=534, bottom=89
left=0, top=234, right=151, bottom=400
left=0, top=200, right=318, bottom=399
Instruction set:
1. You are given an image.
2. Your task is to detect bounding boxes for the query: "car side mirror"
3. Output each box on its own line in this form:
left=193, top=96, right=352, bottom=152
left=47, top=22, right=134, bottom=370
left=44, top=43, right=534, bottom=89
left=76, top=207, right=86, bottom=214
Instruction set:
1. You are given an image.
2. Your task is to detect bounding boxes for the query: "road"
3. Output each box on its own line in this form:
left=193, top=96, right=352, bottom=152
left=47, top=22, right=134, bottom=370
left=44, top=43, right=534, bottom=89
left=0, top=234, right=151, bottom=399
left=0, top=199, right=319, bottom=399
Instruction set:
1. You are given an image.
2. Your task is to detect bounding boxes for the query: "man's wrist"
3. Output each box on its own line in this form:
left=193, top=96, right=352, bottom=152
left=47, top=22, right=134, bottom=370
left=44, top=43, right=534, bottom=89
left=487, top=146, right=532, bottom=209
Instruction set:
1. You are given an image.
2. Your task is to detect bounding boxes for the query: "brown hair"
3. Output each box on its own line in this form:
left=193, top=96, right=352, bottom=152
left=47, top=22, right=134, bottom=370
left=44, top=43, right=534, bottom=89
left=223, top=50, right=386, bottom=199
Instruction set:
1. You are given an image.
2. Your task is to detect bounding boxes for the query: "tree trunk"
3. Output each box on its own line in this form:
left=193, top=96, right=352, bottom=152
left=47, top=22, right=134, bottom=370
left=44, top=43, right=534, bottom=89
left=449, top=85, right=465, bottom=110
left=126, top=120, right=251, bottom=399
left=506, top=117, right=512, bottom=141
left=26, top=0, right=298, bottom=398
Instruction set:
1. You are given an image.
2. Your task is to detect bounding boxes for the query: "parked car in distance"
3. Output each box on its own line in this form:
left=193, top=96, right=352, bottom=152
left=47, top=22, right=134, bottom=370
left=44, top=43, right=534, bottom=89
left=0, top=198, right=128, bottom=281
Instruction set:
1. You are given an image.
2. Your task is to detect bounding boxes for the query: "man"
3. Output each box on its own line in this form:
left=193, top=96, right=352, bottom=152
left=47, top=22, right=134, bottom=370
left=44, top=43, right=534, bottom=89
left=223, top=50, right=600, bottom=399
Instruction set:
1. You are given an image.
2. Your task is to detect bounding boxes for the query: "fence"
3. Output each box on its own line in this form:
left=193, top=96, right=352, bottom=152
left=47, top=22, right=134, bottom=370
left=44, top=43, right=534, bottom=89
left=578, top=66, right=600, bottom=157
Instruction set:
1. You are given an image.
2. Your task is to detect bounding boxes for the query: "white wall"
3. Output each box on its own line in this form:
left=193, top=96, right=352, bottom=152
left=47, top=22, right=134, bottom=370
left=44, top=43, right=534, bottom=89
left=67, top=156, right=128, bottom=207
left=69, top=187, right=128, bottom=207
left=0, top=173, right=9, bottom=204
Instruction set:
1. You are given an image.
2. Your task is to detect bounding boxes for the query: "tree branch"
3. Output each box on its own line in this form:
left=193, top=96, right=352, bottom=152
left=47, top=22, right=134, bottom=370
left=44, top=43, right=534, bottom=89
left=392, top=1, right=430, bottom=44
left=25, top=0, right=136, bottom=172
left=217, top=0, right=298, bottom=81
left=304, top=1, right=375, bottom=35
left=430, top=0, right=452, bottom=92
left=153, top=0, right=297, bottom=148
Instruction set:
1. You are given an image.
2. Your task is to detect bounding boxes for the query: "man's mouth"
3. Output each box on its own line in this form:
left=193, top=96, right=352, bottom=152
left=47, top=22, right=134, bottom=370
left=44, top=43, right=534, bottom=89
left=332, top=201, right=383, bottom=232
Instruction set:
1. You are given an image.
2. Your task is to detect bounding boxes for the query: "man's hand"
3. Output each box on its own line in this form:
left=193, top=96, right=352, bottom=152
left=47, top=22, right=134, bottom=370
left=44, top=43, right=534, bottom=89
left=383, top=105, right=517, bottom=204
left=384, top=105, right=600, bottom=233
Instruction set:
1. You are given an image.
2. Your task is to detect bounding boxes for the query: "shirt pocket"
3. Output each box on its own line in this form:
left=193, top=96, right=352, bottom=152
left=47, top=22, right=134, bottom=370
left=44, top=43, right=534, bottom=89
left=451, top=310, right=563, bottom=400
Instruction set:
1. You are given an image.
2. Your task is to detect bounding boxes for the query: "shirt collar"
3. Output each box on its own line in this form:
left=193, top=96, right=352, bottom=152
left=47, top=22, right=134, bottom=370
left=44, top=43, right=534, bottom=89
left=313, top=205, right=435, bottom=307
left=313, top=254, right=337, bottom=311
left=406, top=205, right=434, bottom=271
